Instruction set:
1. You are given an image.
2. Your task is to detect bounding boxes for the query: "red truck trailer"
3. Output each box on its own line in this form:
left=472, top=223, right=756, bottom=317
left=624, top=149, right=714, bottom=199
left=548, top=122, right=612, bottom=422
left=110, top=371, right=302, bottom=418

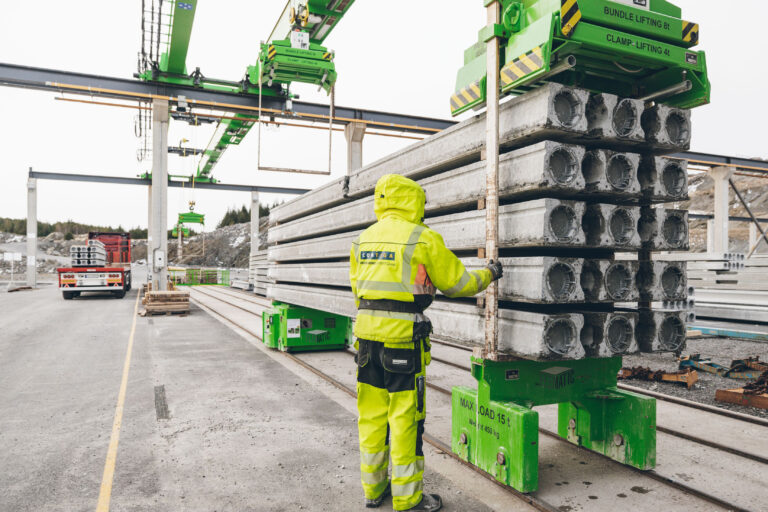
left=57, top=232, right=132, bottom=299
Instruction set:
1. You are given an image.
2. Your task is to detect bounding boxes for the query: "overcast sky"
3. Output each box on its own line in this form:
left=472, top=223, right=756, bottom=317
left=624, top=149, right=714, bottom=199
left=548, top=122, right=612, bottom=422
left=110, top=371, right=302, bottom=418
left=1, top=1, right=766, bottom=231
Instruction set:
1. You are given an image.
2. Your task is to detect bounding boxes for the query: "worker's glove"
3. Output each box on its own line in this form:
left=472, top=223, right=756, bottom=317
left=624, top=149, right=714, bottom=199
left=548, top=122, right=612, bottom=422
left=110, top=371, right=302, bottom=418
left=487, top=260, right=503, bottom=282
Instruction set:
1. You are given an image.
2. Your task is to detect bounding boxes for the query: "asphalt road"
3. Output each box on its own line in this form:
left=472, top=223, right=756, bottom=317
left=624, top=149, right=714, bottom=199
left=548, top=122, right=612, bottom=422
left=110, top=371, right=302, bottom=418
left=0, top=281, right=493, bottom=511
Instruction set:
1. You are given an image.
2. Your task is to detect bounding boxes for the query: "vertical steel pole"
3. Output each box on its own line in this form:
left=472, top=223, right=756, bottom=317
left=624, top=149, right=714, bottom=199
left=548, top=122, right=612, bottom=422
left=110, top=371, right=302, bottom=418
left=483, top=1, right=501, bottom=360
left=26, top=173, right=37, bottom=288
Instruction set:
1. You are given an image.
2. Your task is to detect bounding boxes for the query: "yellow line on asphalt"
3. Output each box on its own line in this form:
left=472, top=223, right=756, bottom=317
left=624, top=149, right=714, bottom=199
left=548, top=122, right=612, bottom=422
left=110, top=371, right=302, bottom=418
left=96, top=290, right=141, bottom=512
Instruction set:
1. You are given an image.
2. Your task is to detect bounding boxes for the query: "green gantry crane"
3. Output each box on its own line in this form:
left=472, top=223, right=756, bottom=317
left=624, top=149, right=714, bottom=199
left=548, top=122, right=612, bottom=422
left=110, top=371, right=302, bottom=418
left=138, top=0, right=356, bottom=183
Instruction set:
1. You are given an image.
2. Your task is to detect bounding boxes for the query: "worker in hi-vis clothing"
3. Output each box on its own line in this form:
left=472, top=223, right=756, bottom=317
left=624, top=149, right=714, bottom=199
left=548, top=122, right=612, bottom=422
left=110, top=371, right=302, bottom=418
left=349, top=174, right=503, bottom=511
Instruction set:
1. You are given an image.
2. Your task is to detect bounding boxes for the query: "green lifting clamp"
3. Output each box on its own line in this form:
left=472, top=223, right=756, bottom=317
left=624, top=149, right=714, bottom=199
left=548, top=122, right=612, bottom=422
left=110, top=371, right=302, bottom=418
left=451, top=356, right=656, bottom=492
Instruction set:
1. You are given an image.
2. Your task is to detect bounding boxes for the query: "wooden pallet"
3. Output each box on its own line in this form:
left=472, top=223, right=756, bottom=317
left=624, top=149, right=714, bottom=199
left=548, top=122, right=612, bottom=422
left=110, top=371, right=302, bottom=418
left=140, top=289, right=190, bottom=315
left=138, top=308, right=190, bottom=317
left=715, top=388, right=768, bottom=410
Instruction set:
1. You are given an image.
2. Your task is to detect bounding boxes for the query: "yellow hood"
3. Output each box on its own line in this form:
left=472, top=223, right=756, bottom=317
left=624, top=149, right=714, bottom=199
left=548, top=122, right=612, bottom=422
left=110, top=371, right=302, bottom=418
left=373, top=174, right=425, bottom=224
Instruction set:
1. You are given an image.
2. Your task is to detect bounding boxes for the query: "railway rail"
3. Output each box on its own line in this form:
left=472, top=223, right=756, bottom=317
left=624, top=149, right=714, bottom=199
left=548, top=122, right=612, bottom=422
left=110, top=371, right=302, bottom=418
left=188, top=286, right=767, bottom=511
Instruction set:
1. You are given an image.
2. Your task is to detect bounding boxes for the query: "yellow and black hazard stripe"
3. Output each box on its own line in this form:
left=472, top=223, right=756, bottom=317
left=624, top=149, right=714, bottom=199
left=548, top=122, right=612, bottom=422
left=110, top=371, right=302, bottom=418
left=322, top=51, right=332, bottom=61
left=682, top=20, right=699, bottom=44
left=450, top=80, right=483, bottom=114
left=560, top=0, right=581, bottom=38
left=268, top=45, right=277, bottom=60
left=500, top=46, right=545, bottom=87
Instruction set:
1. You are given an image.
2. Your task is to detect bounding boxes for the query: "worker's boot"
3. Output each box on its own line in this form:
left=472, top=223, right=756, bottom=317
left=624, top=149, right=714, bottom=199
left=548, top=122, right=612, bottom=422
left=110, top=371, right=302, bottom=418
left=404, top=493, right=442, bottom=511
left=364, top=482, right=390, bottom=508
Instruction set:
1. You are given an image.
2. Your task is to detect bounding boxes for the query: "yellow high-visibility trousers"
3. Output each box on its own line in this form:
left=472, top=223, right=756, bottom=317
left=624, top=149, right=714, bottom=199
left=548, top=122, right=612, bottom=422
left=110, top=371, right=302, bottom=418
left=357, top=338, right=428, bottom=511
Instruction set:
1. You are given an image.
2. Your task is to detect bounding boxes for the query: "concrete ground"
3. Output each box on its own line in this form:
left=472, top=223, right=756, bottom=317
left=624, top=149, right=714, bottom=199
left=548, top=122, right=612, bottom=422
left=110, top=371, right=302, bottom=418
left=0, top=280, right=499, bottom=511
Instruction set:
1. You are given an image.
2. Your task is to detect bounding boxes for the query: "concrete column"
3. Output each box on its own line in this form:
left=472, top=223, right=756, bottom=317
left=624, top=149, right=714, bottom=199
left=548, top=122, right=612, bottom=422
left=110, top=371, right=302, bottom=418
left=710, top=166, right=733, bottom=254
left=150, top=99, right=170, bottom=290
left=249, top=191, right=260, bottom=286
left=706, top=219, right=714, bottom=253
left=26, top=175, right=37, bottom=287
left=344, top=122, right=366, bottom=174
left=147, top=185, right=153, bottom=284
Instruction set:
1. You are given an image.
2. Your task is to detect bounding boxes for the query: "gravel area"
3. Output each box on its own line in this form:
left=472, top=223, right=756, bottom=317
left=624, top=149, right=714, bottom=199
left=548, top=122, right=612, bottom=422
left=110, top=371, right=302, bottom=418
left=622, top=336, right=768, bottom=419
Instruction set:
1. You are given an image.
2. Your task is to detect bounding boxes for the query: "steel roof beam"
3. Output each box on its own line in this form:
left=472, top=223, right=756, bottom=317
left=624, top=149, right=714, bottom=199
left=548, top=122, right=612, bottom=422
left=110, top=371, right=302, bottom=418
left=27, top=170, right=309, bottom=195
left=0, top=62, right=453, bottom=134
left=671, top=151, right=768, bottom=173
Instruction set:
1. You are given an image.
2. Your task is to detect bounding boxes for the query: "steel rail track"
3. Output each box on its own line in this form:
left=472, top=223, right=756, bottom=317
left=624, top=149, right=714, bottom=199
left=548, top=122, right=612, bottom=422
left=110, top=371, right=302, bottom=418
left=428, top=339, right=768, bottom=428
left=188, top=289, right=559, bottom=512
left=193, top=286, right=273, bottom=308
left=188, top=289, right=756, bottom=511
left=192, top=288, right=768, bottom=466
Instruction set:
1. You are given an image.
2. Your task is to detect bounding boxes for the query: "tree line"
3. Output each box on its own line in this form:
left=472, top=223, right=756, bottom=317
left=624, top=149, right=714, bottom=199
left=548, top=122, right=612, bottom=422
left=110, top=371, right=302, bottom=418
left=0, top=217, right=147, bottom=239
left=216, top=201, right=279, bottom=228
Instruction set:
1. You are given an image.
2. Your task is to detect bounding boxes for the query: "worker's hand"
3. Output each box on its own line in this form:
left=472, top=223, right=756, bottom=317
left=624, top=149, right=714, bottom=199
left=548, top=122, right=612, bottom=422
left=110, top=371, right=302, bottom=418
left=487, top=260, right=503, bottom=282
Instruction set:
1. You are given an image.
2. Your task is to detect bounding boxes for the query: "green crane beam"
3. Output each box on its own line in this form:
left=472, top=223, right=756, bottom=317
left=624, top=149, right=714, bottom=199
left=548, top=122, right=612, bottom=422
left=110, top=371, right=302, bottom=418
left=195, top=114, right=259, bottom=181
left=268, top=0, right=357, bottom=45
left=161, top=1, right=198, bottom=75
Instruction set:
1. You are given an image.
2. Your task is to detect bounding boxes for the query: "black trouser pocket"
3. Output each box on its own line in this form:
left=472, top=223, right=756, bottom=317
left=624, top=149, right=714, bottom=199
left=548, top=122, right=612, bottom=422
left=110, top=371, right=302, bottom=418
left=357, top=339, right=371, bottom=368
left=416, top=376, right=425, bottom=413
left=382, top=347, right=417, bottom=374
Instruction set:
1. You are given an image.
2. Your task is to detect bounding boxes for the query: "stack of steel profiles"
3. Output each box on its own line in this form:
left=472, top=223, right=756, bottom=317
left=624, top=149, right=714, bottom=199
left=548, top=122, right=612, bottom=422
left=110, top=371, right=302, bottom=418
left=249, top=250, right=270, bottom=296
left=266, top=84, right=692, bottom=359
left=69, top=244, right=107, bottom=267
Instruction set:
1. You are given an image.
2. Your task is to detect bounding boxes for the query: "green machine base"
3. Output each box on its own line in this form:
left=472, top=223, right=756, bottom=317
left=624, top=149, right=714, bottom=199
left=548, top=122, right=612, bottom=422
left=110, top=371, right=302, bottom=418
left=451, top=356, right=655, bottom=493
left=262, top=302, right=352, bottom=353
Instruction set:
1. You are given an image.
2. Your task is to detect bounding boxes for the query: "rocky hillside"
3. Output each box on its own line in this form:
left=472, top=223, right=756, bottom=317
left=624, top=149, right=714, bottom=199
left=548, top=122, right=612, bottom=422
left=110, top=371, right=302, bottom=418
left=166, top=218, right=268, bottom=268
left=0, top=218, right=268, bottom=277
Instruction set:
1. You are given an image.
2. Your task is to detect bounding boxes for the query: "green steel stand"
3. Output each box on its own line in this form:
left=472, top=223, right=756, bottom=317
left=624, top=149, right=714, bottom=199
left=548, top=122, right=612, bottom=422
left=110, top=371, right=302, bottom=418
left=262, top=302, right=352, bottom=353
left=451, top=356, right=655, bottom=492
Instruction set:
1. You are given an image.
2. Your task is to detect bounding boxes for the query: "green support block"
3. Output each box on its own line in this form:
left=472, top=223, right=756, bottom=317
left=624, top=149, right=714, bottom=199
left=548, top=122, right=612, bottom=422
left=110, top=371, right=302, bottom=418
left=262, top=306, right=281, bottom=349
left=271, top=302, right=351, bottom=352
left=452, top=356, right=656, bottom=493
left=452, top=387, right=539, bottom=492
left=558, top=388, right=656, bottom=469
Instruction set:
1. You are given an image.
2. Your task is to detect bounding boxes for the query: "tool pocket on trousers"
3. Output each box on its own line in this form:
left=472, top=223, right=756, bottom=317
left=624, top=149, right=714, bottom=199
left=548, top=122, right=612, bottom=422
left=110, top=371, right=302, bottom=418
left=356, top=339, right=370, bottom=368
left=416, top=376, right=425, bottom=414
left=382, top=347, right=416, bottom=374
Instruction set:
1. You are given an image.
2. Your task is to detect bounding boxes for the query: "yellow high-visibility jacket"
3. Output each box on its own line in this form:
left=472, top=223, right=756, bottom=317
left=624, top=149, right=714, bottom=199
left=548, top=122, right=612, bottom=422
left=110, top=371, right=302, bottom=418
left=349, top=174, right=493, bottom=344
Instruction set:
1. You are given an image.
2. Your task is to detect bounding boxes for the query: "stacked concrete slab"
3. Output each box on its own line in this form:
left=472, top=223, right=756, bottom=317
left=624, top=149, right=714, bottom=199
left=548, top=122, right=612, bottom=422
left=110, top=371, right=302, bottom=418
left=250, top=250, right=271, bottom=296
left=266, top=83, right=692, bottom=360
